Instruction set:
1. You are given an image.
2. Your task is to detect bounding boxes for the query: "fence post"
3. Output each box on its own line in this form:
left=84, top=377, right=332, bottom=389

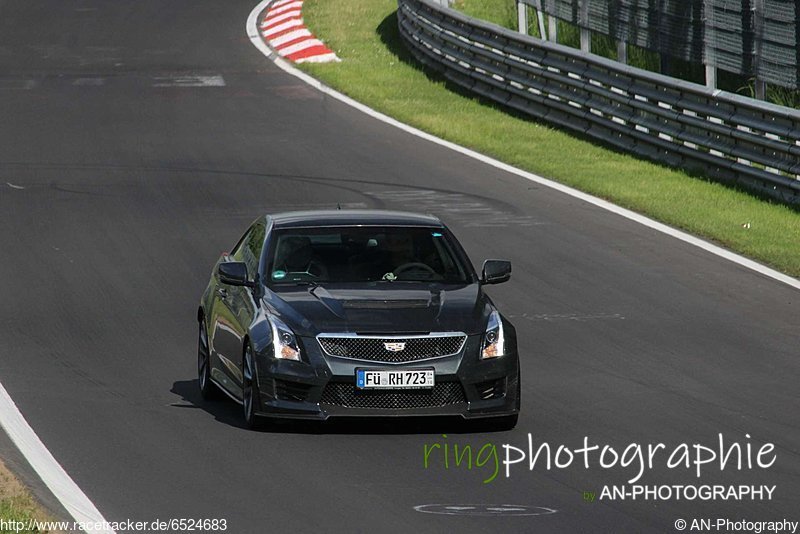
left=517, top=1, right=529, bottom=35
left=754, top=80, right=766, bottom=99
left=705, top=65, right=717, bottom=89
left=752, top=0, right=765, bottom=99
left=538, top=13, right=548, bottom=39
left=703, top=0, right=717, bottom=89
left=532, top=0, right=547, bottom=39
left=617, top=41, right=627, bottom=64
left=579, top=0, right=590, bottom=52
left=580, top=29, right=590, bottom=52
left=548, top=14, right=558, bottom=42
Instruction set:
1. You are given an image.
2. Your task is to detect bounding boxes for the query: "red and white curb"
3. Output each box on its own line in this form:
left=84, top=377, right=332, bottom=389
left=260, top=0, right=340, bottom=63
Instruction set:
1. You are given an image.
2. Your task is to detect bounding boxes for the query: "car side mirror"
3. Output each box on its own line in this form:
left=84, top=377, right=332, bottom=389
left=481, top=259, right=511, bottom=285
left=218, top=262, right=251, bottom=287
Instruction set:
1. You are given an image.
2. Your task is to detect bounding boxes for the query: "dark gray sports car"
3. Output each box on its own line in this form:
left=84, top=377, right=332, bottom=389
left=197, top=210, right=520, bottom=429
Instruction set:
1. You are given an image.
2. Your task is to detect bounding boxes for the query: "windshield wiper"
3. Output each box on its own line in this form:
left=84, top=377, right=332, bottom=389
left=290, top=280, right=323, bottom=296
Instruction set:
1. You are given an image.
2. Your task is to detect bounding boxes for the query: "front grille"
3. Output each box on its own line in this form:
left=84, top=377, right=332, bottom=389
left=317, top=334, right=466, bottom=363
left=274, top=379, right=312, bottom=402
left=320, top=382, right=466, bottom=409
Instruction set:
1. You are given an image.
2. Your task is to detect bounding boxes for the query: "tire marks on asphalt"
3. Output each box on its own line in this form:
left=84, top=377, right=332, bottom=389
left=365, top=189, right=544, bottom=227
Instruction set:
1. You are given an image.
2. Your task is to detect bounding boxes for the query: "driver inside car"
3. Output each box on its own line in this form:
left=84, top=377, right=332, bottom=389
left=275, top=236, right=329, bottom=280
left=344, top=231, right=445, bottom=281
left=381, top=232, right=415, bottom=277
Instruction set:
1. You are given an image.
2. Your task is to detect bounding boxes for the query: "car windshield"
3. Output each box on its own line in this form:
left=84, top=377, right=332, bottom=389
left=265, top=226, right=472, bottom=285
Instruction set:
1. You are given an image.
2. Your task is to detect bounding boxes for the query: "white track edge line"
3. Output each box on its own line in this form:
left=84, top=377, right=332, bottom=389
left=0, top=381, right=115, bottom=533
left=246, top=0, right=800, bottom=292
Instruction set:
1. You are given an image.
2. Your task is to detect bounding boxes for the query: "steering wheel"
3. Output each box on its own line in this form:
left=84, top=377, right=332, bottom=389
left=393, top=262, right=436, bottom=278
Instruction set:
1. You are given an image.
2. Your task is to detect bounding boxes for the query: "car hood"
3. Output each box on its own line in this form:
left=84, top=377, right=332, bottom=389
left=264, top=283, right=492, bottom=336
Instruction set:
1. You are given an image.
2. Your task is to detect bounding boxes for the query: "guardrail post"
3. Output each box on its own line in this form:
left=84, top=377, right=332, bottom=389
left=580, top=29, right=590, bottom=52
left=752, top=0, right=765, bottom=99
left=579, top=0, right=590, bottom=52
left=703, top=0, right=717, bottom=89
left=548, top=14, right=558, bottom=42
left=755, top=80, right=766, bottom=99
left=617, top=41, right=627, bottom=64
left=532, top=0, right=547, bottom=39
left=517, top=1, right=529, bottom=35
left=537, top=12, right=547, bottom=39
left=705, top=65, right=717, bottom=89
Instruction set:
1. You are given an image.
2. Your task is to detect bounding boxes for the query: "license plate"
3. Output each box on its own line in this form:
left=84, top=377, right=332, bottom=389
left=356, top=368, right=435, bottom=390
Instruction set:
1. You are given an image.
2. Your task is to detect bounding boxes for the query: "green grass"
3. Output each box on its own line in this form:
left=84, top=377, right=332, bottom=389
left=0, top=464, right=56, bottom=534
left=453, top=0, right=516, bottom=29
left=298, top=0, right=800, bottom=277
left=0, top=500, right=39, bottom=534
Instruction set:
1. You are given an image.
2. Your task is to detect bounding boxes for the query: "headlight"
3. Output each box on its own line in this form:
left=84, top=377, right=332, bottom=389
left=481, top=310, right=505, bottom=359
left=268, top=315, right=302, bottom=361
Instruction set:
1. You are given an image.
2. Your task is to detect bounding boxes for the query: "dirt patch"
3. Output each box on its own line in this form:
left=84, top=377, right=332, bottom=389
left=0, top=457, right=64, bottom=533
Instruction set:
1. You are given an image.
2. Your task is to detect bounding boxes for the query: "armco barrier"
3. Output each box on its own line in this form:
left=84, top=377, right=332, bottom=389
left=397, top=0, right=800, bottom=204
left=525, top=0, right=799, bottom=90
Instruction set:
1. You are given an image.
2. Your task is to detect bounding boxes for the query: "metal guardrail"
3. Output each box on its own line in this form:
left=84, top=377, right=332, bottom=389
left=523, top=0, right=799, bottom=91
left=397, top=0, right=800, bottom=204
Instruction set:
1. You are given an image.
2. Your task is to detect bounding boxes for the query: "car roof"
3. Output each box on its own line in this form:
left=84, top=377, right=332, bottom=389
left=267, top=210, right=443, bottom=229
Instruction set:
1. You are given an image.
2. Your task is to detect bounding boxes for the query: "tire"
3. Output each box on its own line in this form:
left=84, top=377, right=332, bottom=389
left=242, top=344, right=261, bottom=430
left=198, top=318, right=220, bottom=400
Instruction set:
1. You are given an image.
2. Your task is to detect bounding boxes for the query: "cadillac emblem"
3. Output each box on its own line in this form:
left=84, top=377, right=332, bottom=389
left=384, top=342, right=406, bottom=352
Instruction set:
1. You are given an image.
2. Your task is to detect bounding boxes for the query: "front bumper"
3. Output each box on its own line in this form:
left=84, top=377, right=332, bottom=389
left=252, top=335, right=520, bottom=420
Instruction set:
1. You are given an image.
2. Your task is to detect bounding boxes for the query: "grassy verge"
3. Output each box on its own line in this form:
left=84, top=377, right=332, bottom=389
left=453, top=0, right=516, bottom=28
left=0, top=459, right=60, bottom=533
left=298, top=0, right=800, bottom=277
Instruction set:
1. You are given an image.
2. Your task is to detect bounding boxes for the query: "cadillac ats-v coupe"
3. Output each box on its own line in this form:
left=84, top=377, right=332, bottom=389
left=197, top=210, right=520, bottom=429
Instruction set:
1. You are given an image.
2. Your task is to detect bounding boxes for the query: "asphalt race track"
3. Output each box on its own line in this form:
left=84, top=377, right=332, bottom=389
left=1, top=1, right=798, bottom=532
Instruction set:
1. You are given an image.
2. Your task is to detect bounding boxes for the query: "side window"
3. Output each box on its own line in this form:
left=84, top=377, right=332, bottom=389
left=229, top=227, right=253, bottom=261
left=230, top=229, right=251, bottom=263
left=244, top=221, right=266, bottom=276
left=230, top=220, right=264, bottom=277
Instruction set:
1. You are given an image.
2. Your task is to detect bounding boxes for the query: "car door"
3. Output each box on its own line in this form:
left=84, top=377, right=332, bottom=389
left=209, top=225, right=255, bottom=395
left=218, top=220, right=265, bottom=395
left=206, top=253, right=237, bottom=393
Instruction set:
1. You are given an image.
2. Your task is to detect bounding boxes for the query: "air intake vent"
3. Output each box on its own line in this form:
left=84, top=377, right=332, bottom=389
left=320, top=382, right=466, bottom=409
left=474, top=378, right=506, bottom=400
left=274, top=380, right=312, bottom=402
left=342, top=300, right=429, bottom=309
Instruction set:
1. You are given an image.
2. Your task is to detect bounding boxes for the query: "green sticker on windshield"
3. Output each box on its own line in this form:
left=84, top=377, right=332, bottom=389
left=272, top=270, right=286, bottom=280
left=432, top=232, right=442, bottom=237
